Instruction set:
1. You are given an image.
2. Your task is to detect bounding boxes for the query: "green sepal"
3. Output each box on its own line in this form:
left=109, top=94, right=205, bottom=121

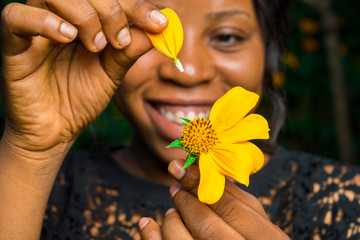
left=182, top=154, right=197, bottom=169
left=167, top=140, right=183, bottom=148
left=182, top=118, right=190, bottom=123
left=183, top=147, right=200, bottom=156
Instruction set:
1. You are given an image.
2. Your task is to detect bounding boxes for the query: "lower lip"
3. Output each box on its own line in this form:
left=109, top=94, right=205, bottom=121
left=145, top=103, right=183, bottom=141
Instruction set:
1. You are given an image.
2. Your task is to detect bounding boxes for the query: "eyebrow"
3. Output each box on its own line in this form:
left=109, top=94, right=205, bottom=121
left=153, top=6, right=251, bottom=21
left=205, top=10, right=251, bottom=21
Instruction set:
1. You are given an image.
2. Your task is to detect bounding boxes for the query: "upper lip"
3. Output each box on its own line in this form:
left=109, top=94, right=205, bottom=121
left=146, top=96, right=217, bottom=106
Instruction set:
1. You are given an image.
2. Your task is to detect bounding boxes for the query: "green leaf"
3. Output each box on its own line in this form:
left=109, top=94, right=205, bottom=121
left=182, top=154, right=197, bottom=169
left=181, top=118, right=190, bottom=123
left=167, top=140, right=183, bottom=148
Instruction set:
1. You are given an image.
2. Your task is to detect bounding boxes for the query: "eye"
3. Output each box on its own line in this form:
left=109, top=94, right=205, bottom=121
left=210, top=29, right=246, bottom=52
left=216, top=34, right=242, bottom=43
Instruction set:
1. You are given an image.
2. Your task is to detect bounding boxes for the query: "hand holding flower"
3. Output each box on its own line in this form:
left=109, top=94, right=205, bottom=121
left=139, top=159, right=290, bottom=240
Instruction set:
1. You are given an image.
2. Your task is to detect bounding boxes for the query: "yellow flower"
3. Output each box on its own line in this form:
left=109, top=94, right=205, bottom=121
left=168, top=87, right=270, bottom=204
left=145, top=8, right=184, bottom=72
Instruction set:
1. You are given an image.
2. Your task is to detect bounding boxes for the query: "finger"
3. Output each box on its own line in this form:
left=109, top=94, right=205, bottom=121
left=168, top=159, right=199, bottom=196
left=88, top=0, right=167, bottom=49
left=102, top=26, right=153, bottom=83
left=223, top=180, right=268, bottom=218
left=119, top=0, right=168, bottom=32
left=40, top=0, right=107, bottom=52
left=162, top=208, right=193, bottom=240
left=170, top=185, right=245, bottom=240
left=171, top=185, right=288, bottom=240
left=168, top=159, right=267, bottom=217
left=1, top=3, right=77, bottom=55
left=139, top=217, right=162, bottom=240
left=211, top=190, right=289, bottom=240
left=87, top=0, right=130, bottom=49
left=170, top=161, right=288, bottom=239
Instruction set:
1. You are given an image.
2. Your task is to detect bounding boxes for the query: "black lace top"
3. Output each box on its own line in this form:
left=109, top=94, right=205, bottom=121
left=41, top=147, right=360, bottom=240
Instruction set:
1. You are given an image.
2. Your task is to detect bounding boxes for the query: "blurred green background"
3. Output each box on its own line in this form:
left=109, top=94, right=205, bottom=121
left=1, top=0, right=359, bottom=165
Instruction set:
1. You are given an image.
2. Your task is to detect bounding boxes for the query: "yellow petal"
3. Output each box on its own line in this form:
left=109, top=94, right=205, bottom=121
left=145, top=8, right=184, bottom=71
left=198, top=154, right=226, bottom=204
left=209, top=87, right=259, bottom=135
left=219, top=114, right=270, bottom=143
left=209, top=142, right=264, bottom=186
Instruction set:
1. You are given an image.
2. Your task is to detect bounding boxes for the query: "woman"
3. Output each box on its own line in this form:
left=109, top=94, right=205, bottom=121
left=0, top=0, right=359, bottom=239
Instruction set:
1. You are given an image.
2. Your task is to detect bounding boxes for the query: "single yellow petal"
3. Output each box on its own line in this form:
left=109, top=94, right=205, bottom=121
left=145, top=8, right=184, bottom=72
left=161, top=8, right=183, bottom=56
left=209, top=87, right=259, bottom=135
left=198, top=154, right=226, bottom=204
left=209, top=142, right=264, bottom=186
left=219, top=114, right=270, bottom=143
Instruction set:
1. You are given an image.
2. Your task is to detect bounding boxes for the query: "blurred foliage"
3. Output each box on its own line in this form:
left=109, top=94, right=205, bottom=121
left=0, top=0, right=359, bottom=164
left=278, top=1, right=360, bottom=164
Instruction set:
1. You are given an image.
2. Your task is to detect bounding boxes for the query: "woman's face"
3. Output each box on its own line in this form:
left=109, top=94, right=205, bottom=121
left=114, top=0, right=265, bottom=163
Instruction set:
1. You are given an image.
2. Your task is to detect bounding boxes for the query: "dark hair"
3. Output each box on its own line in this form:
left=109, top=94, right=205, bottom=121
left=253, top=0, right=290, bottom=151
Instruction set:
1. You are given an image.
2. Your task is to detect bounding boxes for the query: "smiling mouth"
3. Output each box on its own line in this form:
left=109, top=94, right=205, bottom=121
left=154, top=104, right=211, bottom=125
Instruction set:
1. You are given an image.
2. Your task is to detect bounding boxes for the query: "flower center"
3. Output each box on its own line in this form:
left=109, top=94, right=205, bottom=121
left=181, top=117, right=218, bottom=154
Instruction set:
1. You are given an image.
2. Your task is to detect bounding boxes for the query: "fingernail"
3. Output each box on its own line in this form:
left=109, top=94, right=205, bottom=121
left=169, top=183, right=182, bottom=198
left=94, top=31, right=107, bottom=50
left=165, top=208, right=176, bottom=216
left=117, top=28, right=131, bottom=47
left=59, top=22, right=77, bottom=40
left=149, top=10, right=167, bottom=26
left=138, top=217, right=149, bottom=230
left=168, top=160, right=185, bottom=180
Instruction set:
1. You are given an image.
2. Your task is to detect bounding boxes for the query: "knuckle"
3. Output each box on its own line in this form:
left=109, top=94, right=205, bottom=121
left=39, top=11, right=53, bottom=29
left=252, top=198, right=265, bottom=213
left=99, top=4, right=124, bottom=25
left=175, top=192, right=193, bottom=211
left=131, top=0, right=150, bottom=19
left=214, top=199, right=241, bottom=223
left=144, top=230, right=160, bottom=239
left=75, top=11, right=99, bottom=29
left=133, top=0, right=146, bottom=10
left=193, top=216, right=219, bottom=239
left=2, top=3, right=19, bottom=26
left=241, top=191, right=267, bottom=215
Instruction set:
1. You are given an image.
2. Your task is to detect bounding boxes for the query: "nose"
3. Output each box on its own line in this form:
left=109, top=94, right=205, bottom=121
left=158, top=36, right=216, bottom=87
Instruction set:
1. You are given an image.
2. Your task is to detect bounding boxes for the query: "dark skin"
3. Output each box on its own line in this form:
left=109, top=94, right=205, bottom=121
left=0, top=0, right=288, bottom=238
left=139, top=159, right=289, bottom=239
left=0, top=0, right=167, bottom=238
left=113, top=0, right=266, bottom=186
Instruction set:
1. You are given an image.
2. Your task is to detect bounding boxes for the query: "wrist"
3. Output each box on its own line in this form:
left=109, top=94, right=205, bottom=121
left=0, top=131, right=73, bottom=176
left=0, top=133, right=72, bottom=240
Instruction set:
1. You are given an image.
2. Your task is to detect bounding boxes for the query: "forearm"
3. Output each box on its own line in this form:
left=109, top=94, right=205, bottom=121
left=0, top=135, right=70, bottom=239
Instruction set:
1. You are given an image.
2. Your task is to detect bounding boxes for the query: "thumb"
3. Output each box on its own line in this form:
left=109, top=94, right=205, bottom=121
left=102, top=26, right=153, bottom=83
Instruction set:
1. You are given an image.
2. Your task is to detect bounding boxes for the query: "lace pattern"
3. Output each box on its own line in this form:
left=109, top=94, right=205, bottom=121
left=247, top=148, right=360, bottom=239
left=41, top=147, right=360, bottom=239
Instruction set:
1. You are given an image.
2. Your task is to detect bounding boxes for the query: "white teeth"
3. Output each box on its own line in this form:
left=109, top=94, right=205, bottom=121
left=175, top=111, right=185, bottom=124
left=186, top=111, right=196, bottom=120
left=165, top=111, right=175, bottom=122
left=159, top=107, right=211, bottom=124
